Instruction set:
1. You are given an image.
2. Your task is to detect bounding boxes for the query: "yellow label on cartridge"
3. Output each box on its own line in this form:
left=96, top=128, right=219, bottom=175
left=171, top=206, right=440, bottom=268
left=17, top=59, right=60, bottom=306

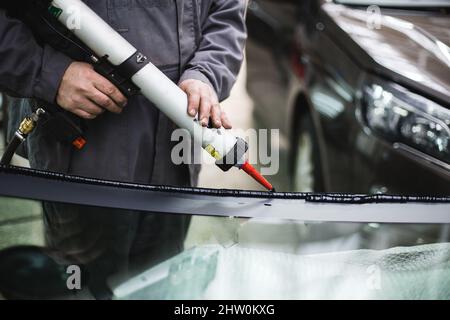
left=205, top=145, right=222, bottom=160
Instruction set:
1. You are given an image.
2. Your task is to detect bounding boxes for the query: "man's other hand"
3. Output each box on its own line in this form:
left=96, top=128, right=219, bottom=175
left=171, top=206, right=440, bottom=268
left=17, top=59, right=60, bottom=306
left=56, top=62, right=128, bottom=120
left=179, top=79, right=232, bottom=129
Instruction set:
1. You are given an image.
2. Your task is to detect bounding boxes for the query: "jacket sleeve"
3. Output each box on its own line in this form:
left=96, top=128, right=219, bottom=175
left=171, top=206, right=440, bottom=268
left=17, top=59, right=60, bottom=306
left=179, top=0, right=247, bottom=102
left=0, top=10, right=73, bottom=103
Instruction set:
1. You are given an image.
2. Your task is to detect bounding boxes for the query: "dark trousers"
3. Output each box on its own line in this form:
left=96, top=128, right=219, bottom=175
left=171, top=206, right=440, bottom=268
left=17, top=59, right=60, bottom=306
left=43, top=202, right=191, bottom=298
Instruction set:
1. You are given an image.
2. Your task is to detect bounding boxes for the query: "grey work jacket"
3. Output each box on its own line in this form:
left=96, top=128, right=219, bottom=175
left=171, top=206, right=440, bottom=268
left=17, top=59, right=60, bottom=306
left=0, top=0, right=247, bottom=187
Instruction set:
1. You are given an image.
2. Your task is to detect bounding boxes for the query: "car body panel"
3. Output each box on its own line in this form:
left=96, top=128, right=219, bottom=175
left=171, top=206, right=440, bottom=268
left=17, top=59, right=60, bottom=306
left=323, top=3, right=450, bottom=104
left=246, top=0, right=450, bottom=194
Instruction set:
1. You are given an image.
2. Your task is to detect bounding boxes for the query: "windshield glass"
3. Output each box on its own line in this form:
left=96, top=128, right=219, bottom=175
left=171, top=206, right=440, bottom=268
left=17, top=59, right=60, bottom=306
left=335, top=0, right=450, bottom=7
left=0, top=195, right=449, bottom=300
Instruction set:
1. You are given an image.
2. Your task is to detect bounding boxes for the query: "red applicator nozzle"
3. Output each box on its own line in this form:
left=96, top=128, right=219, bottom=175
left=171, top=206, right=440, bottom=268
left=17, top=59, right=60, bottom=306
left=240, top=161, right=275, bottom=192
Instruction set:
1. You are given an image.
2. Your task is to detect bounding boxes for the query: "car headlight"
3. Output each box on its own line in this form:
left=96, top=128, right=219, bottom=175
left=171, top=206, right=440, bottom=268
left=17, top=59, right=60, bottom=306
left=363, top=82, right=450, bottom=164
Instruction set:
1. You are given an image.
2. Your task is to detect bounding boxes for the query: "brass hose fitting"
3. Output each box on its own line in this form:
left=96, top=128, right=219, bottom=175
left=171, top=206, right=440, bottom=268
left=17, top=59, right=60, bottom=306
left=15, top=108, right=46, bottom=140
left=18, top=117, right=36, bottom=136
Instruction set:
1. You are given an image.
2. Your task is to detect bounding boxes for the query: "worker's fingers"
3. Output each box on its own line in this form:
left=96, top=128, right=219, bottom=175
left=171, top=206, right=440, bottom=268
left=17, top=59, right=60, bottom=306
left=87, top=88, right=123, bottom=114
left=179, top=79, right=223, bottom=127
left=199, top=88, right=212, bottom=127
left=221, top=110, right=233, bottom=129
left=94, top=76, right=128, bottom=108
left=73, top=108, right=97, bottom=120
left=186, top=90, right=201, bottom=117
left=57, top=62, right=126, bottom=119
left=77, top=98, right=105, bottom=116
left=210, top=103, right=222, bottom=128
left=207, top=87, right=223, bottom=128
left=179, top=79, right=202, bottom=117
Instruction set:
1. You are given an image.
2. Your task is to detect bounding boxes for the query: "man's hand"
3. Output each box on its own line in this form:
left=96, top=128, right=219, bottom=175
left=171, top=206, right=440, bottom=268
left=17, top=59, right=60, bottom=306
left=56, top=62, right=128, bottom=120
left=179, top=79, right=232, bottom=129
